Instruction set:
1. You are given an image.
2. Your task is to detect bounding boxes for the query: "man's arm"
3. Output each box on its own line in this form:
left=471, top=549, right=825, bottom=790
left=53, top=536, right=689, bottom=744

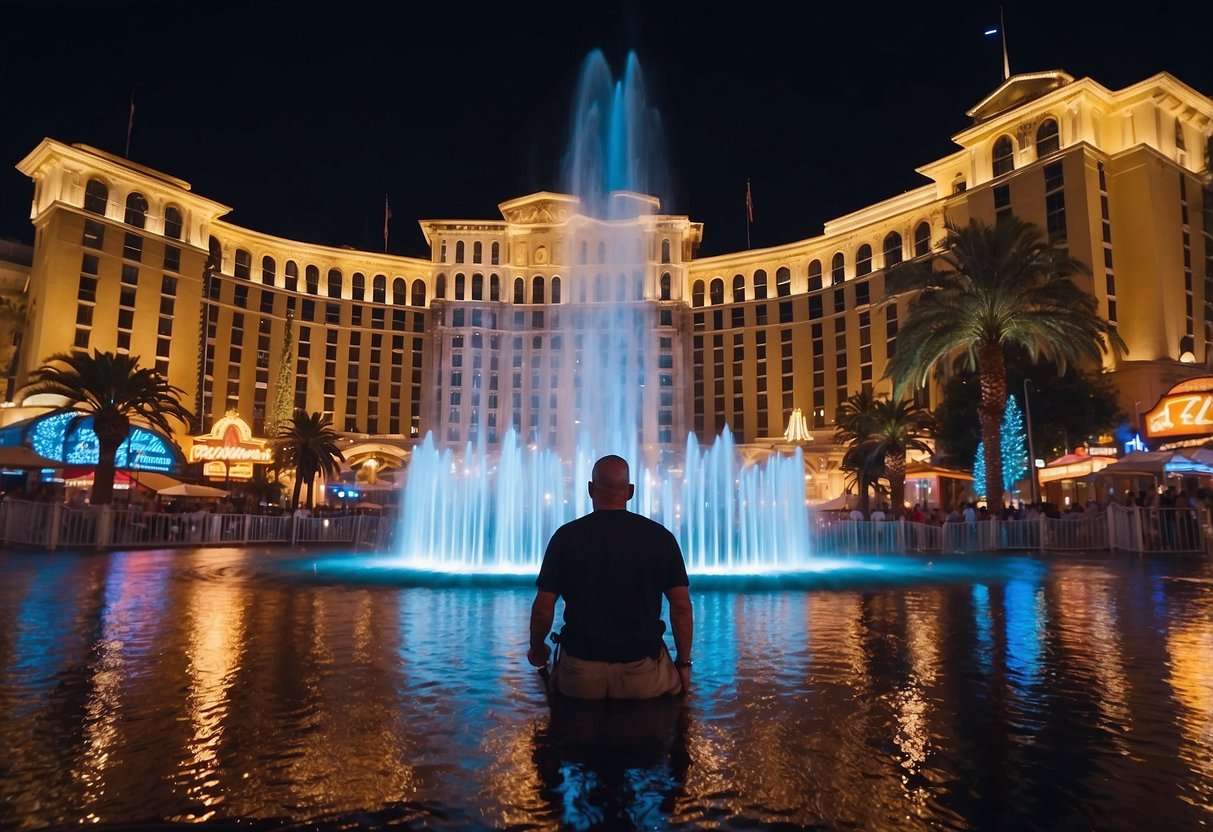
left=665, top=585, right=694, bottom=690
left=528, top=590, right=558, bottom=667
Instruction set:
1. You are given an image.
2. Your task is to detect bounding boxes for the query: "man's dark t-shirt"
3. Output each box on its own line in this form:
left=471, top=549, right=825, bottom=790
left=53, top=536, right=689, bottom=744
left=536, top=509, right=689, bottom=663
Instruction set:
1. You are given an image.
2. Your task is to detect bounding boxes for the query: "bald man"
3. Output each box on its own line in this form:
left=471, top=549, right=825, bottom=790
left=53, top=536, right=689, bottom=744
left=528, top=455, right=694, bottom=699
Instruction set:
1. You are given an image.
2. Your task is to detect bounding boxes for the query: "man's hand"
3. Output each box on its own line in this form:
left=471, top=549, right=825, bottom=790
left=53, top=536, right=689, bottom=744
left=527, top=643, right=551, bottom=668
left=677, top=664, right=691, bottom=696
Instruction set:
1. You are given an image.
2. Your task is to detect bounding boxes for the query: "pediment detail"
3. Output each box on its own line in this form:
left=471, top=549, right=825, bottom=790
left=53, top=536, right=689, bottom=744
left=966, top=70, right=1074, bottom=123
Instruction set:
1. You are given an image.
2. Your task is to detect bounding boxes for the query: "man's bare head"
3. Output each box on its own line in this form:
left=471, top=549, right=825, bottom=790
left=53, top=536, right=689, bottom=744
left=589, top=455, right=633, bottom=509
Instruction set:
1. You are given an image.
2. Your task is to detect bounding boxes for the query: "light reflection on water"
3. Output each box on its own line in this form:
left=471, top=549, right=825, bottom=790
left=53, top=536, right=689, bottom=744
left=1, top=547, right=1212, bottom=830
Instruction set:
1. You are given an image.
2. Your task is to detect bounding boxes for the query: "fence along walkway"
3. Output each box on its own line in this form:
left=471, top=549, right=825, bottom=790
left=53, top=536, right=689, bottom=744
left=0, top=500, right=391, bottom=551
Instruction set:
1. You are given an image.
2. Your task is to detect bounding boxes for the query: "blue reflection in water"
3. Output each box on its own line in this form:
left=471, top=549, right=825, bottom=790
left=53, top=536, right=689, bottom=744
left=1004, top=578, right=1044, bottom=688
left=972, top=584, right=993, bottom=673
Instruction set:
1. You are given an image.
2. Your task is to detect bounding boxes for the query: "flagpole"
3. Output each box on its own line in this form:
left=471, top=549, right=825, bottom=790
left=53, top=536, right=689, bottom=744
left=125, top=97, right=135, bottom=158
left=383, top=193, right=390, bottom=253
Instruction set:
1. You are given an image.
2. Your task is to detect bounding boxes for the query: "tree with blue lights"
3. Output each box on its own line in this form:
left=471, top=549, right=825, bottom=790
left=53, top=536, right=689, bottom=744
left=973, top=441, right=987, bottom=499
left=1001, top=395, right=1028, bottom=493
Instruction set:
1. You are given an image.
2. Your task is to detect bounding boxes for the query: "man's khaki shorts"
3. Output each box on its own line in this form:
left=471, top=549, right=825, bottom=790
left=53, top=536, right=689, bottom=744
left=551, top=649, right=682, bottom=699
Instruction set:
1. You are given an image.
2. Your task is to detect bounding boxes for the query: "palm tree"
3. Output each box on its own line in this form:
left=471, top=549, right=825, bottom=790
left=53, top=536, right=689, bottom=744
left=835, top=391, right=934, bottom=519
left=884, top=217, right=1124, bottom=507
left=0, top=296, right=27, bottom=402
left=20, top=350, right=192, bottom=506
left=274, top=410, right=346, bottom=509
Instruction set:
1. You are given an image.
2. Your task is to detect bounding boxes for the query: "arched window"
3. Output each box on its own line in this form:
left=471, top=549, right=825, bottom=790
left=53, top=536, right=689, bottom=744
left=754, top=269, right=768, bottom=300
left=491, top=241, right=500, bottom=265
left=808, top=260, right=822, bottom=291
left=776, top=266, right=791, bottom=297
left=285, top=261, right=299, bottom=292
left=163, top=206, right=183, bottom=239
left=352, top=273, right=366, bottom=301
left=597, top=241, right=606, bottom=263
left=473, top=241, right=482, bottom=263
left=856, top=245, right=873, bottom=276
left=325, top=268, right=341, bottom=298
left=514, top=277, right=525, bottom=304
left=551, top=276, right=562, bottom=304
left=411, top=279, right=427, bottom=306
left=578, top=241, right=588, bottom=265
left=616, top=274, right=627, bottom=303
left=472, top=273, right=483, bottom=301
left=392, top=278, right=406, bottom=305
left=709, top=278, right=724, bottom=305
left=594, top=274, right=608, bottom=302
left=914, top=222, right=931, bottom=257
left=84, top=179, right=108, bottom=215
left=234, top=249, right=251, bottom=279
left=831, top=253, right=845, bottom=284
left=454, top=273, right=465, bottom=300
left=993, top=135, right=1015, bottom=177
left=532, top=276, right=545, bottom=304
left=435, top=273, right=446, bottom=299
left=124, top=192, right=148, bottom=228
left=261, top=256, right=276, bottom=285
left=733, top=274, right=746, bottom=303
left=455, top=240, right=465, bottom=263
left=439, top=240, right=447, bottom=262
left=692, top=280, right=705, bottom=307
left=661, top=239, right=672, bottom=263
left=1036, top=118, right=1059, bottom=157
left=883, top=232, right=903, bottom=268
left=305, top=265, right=320, bottom=295
left=1175, top=118, right=1186, bottom=151
left=490, top=274, right=500, bottom=302
left=660, top=272, right=671, bottom=301
left=373, top=274, right=386, bottom=303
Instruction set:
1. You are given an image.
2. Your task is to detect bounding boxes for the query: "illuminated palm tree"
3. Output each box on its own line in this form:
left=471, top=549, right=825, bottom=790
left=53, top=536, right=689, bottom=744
left=20, top=350, right=192, bottom=505
left=885, top=217, right=1123, bottom=507
left=0, top=296, right=27, bottom=401
left=835, top=390, right=934, bottom=518
left=274, top=410, right=346, bottom=509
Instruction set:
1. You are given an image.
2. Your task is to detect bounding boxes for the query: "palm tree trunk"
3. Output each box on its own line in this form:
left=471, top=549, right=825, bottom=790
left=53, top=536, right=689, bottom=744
left=291, top=474, right=303, bottom=510
left=978, top=342, right=1008, bottom=508
left=886, top=449, right=907, bottom=519
left=91, top=414, right=129, bottom=506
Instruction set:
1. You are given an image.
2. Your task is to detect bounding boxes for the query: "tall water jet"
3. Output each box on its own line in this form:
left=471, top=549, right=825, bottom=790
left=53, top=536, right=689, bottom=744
left=397, top=50, right=812, bottom=573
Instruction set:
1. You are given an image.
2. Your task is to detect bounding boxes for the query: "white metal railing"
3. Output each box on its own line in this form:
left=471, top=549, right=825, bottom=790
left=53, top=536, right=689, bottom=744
left=1108, top=504, right=1208, bottom=553
left=0, top=500, right=389, bottom=551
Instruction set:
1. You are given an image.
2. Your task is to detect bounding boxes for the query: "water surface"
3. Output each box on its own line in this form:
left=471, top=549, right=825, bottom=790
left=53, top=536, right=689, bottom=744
left=1, top=547, right=1211, bottom=830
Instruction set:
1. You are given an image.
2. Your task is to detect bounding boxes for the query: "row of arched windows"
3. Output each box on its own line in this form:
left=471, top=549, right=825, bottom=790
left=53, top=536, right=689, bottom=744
left=689, top=222, right=933, bottom=306
left=432, top=271, right=676, bottom=303
left=992, top=117, right=1060, bottom=177
left=84, top=178, right=183, bottom=239
left=437, top=237, right=677, bottom=266
left=215, top=240, right=429, bottom=306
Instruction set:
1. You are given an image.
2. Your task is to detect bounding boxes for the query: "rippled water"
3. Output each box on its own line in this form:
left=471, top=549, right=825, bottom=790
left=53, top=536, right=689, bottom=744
left=2, top=547, right=1212, bottom=830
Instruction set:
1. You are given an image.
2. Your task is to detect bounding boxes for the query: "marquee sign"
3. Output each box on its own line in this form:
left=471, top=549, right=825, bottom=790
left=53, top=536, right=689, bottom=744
left=189, top=411, right=272, bottom=480
left=28, top=411, right=176, bottom=471
left=1144, top=376, right=1213, bottom=441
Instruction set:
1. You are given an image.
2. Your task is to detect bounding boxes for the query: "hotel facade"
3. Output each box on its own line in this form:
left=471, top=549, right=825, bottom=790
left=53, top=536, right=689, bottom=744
left=6, top=70, right=1212, bottom=500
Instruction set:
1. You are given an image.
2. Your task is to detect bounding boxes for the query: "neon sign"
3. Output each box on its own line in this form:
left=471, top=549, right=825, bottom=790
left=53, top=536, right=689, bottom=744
left=28, top=411, right=176, bottom=472
left=1144, top=376, right=1213, bottom=440
left=189, top=411, right=272, bottom=481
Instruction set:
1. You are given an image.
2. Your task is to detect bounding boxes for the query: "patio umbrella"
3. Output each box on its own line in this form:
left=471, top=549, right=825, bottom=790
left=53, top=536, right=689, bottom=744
left=0, top=445, right=62, bottom=469
left=812, top=492, right=859, bottom=511
left=157, top=482, right=229, bottom=498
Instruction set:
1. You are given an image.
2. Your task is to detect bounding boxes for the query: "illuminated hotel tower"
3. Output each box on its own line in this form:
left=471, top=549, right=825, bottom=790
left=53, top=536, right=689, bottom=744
left=9, top=69, right=1212, bottom=499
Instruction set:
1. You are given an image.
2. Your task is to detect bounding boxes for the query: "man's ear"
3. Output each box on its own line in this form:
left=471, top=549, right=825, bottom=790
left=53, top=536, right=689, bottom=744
left=627, top=484, right=635, bottom=500
left=588, top=481, right=596, bottom=499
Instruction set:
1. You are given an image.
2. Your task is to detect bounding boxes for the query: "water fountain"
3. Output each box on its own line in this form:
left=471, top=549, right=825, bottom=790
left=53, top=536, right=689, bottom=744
left=396, top=50, right=812, bottom=574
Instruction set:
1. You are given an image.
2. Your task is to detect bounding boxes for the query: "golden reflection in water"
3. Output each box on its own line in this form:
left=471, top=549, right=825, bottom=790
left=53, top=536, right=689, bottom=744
left=1164, top=588, right=1213, bottom=811
left=898, top=591, right=941, bottom=783
left=72, top=554, right=170, bottom=824
left=179, top=565, right=247, bottom=822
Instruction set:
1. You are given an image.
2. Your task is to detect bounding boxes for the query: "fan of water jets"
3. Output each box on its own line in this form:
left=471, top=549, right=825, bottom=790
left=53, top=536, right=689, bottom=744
left=397, top=50, right=811, bottom=573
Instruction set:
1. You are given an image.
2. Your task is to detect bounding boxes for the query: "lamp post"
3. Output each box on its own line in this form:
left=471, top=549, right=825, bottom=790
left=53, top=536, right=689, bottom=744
left=1023, top=378, right=1039, bottom=506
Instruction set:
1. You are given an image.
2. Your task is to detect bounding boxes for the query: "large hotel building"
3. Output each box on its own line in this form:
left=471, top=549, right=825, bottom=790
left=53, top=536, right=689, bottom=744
left=4, top=69, right=1212, bottom=500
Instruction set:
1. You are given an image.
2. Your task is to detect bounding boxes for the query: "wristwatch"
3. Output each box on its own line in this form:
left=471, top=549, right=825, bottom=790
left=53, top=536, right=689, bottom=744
left=674, top=658, right=693, bottom=669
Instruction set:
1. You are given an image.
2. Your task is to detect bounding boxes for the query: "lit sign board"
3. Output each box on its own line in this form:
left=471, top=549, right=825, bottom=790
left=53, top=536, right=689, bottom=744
left=28, top=411, right=176, bottom=472
left=189, top=411, right=272, bottom=481
left=1144, top=376, right=1213, bottom=441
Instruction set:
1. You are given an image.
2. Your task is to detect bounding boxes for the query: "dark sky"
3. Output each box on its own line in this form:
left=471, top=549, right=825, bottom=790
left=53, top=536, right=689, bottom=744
left=2, top=2, right=1209, bottom=258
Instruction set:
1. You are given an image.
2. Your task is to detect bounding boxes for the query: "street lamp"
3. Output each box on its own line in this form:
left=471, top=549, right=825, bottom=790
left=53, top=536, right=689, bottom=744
left=1023, top=378, right=1039, bottom=506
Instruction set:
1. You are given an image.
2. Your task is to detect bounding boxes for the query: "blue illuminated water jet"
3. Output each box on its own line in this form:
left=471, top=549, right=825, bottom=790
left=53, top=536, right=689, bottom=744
left=396, top=51, right=812, bottom=573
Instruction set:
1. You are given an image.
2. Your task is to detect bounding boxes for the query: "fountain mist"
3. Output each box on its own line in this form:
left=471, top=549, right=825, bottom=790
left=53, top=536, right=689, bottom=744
left=397, top=50, right=811, bottom=573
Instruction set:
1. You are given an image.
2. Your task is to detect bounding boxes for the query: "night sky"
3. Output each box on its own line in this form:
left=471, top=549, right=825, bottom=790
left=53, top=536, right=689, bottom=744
left=2, top=2, right=1209, bottom=258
